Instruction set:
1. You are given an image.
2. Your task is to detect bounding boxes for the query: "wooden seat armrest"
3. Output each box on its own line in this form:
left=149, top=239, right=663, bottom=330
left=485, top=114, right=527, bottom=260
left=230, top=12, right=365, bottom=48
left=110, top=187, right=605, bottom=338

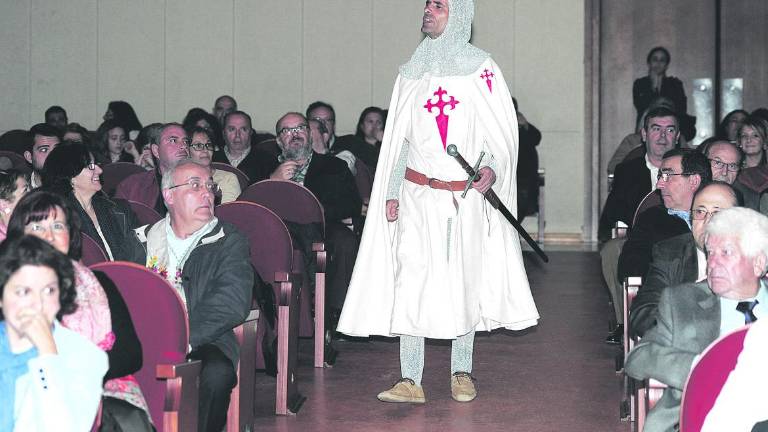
left=156, top=359, right=201, bottom=380
left=312, top=242, right=327, bottom=272
left=156, top=359, right=202, bottom=432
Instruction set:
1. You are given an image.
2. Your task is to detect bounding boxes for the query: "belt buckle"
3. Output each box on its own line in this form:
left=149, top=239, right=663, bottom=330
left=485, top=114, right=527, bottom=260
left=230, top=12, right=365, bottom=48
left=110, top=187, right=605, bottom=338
left=428, top=177, right=447, bottom=190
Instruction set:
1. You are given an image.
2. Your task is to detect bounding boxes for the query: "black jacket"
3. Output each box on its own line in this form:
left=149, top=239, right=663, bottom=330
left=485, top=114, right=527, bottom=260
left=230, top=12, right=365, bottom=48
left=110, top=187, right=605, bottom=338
left=73, top=192, right=145, bottom=264
left=598, top=155, right=653, bottom=241
left=304, top=152, right=362, bottom=223
left=139, top=220, right=253, bottom=367
left=212, top=148, right=279, bottom=185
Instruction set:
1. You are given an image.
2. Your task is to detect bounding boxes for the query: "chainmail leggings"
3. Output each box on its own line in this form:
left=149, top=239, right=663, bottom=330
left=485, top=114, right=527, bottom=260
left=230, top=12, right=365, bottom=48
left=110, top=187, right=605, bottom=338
left=400, top=330, right=475, bottom=386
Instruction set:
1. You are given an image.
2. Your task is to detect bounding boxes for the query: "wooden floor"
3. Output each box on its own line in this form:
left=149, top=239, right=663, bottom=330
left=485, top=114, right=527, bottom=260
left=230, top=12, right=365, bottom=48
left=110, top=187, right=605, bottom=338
left=251, top=249, right=629, bottom=432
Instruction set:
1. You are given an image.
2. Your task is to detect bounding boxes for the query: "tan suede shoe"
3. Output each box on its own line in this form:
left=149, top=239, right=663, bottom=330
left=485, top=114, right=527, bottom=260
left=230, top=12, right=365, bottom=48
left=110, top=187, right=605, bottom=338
left=451, top=372, right=477, bottom=402
left=377, top=378, right=426, bottom=403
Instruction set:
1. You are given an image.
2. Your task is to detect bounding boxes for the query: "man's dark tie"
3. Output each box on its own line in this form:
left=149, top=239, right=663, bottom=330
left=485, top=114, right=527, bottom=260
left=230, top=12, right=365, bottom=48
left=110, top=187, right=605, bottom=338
left=736, top=300, right=759, bottom=324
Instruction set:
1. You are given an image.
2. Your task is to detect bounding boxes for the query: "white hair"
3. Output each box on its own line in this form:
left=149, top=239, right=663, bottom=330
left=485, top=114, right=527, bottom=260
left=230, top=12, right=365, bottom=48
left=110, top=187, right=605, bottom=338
left=160, top=158, right=210, bottom=192
left=705, top=207, right=768, bottom=264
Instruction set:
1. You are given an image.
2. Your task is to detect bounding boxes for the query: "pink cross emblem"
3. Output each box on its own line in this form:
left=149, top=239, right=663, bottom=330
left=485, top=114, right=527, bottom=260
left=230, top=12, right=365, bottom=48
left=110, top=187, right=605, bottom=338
left=423, top=86, right=459, bottom=150
left=480, top=69, right=495, bottom=93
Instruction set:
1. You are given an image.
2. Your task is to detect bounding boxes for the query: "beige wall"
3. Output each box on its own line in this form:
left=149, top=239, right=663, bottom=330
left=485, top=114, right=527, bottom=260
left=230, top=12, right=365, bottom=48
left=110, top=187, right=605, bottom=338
left=0, top=0, right=586, bottom=237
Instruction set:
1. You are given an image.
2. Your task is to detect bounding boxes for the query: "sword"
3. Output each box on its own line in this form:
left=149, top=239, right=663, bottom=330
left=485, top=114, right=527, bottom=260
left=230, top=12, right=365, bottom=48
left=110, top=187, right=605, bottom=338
left=446, top=144, right=549, bottom=263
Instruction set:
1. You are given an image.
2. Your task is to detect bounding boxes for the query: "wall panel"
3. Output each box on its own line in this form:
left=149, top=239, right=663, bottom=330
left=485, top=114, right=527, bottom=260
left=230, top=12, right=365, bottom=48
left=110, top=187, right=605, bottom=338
left=0, top=0, right=31, bottom=131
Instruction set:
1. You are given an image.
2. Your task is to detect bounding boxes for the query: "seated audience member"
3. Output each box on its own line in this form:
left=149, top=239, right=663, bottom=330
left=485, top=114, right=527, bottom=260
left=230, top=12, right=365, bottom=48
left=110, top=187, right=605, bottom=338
left=307, top=101, right=372, bottom=169
left=62, top=122, right=92, bottom=149
left=42, top=141, right=144, bottom=263
left=701, top=139, right=757, bottom=209
left=513, top=97, right=541, bottom=220
left=103, top=101, right=142, bottom=142
left=717, top=109, right=749, bottom=143
left=354, top=106, right=385, bottom=168
left=44, top=105, right=68, bottom=132
left=738, top=115, right=768, bottom=169
left=618, top=148, right=711, bottom=283
left=629, top=182, right=739, bottom=338
left=183, top=108, right=225, bottom=150
left=95, top=120, right=140, bottom=164
left=212, top=95, right=237, bottom=128
left=271, top=112, right=362, bottom=318
left=212, top=111, right=278, bottom=184
left=0, top=170, right=30, bottom=241
left=625, top=207, right=768, bottom=432
left=701, top=318, right=768, bottom=432
left=310, top=119, right=356, bottom=175
left=0, top=235, right=107, bottom=431
left=115, top=123, right=190, bottom=216
left=136, top=159, right=252, bottom=432
left=25, top=124, right=61, bottom=189
left=7, top=190, right=151, bottom=429
left=754, top=107, right=768, bottom=124
left=187, top=126, right=241, bottom=203
left=600, top=107, right=679, bottom=343
left=134, top=123, right=163, bottom=171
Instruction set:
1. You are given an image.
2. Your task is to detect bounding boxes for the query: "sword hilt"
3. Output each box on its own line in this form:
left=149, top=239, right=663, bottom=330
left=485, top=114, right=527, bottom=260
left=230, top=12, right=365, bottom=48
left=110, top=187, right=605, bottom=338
left=447, top=145, right=498, bottom=206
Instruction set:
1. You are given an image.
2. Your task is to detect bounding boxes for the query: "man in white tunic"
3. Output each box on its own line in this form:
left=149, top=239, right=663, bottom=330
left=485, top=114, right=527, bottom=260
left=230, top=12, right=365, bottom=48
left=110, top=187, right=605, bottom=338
left=337, top=0, right=539, bottom=403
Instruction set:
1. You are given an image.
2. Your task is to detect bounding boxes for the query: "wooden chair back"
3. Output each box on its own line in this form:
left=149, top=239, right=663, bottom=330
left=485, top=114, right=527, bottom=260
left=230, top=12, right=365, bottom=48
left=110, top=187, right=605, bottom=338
left=127, top=199, right=163, bottom=226
left=101, top=162, right=146, bottom=196
left=211, top=162, right=250, bottom=191
left=81, top=232, right=109, bottom=265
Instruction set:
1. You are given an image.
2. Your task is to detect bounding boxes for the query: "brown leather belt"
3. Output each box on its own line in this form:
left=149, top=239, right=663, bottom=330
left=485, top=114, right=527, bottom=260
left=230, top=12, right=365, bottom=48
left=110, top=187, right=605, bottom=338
left=405, top=167, right=466, bottom=192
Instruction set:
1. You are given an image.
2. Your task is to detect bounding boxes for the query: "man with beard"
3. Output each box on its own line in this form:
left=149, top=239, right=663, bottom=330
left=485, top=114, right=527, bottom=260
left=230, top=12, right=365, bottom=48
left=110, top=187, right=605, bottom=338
left=337, top=0, right=538, bottom=403
left=270, top=112, right=362, bottom=318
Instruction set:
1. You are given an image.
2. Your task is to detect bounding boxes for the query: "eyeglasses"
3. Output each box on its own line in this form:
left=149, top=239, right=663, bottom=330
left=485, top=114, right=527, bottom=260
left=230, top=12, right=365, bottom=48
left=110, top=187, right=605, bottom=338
left=708, top=158, right=740, bottom=173
left=692, top=208, right=721, bottom=220
left=87, top=161, right=99, bottom=171
left=312, top=116, right=335, bottom=124
left=188, top=142, right=217, bottom=152
left=277, top=124, right=308, bottom=137
left=167, top=179, right=220, bottom=194
left=657, top=171, right=690, bottom=182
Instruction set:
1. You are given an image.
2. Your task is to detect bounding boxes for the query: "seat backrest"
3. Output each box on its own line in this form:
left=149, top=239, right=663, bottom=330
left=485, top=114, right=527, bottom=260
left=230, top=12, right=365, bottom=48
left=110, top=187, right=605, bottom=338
left=253, top=138, right=280, bottom=158
left=214, top=201, right=293, bottom=289
left=89, top=262, right=189, bottom=428
left=211, top=162, right=250, bottom=191
left=127, top=200, right=163, bottom=226
left=632, top=190, right=663, bottom=227
left=239, top=179, right=325, bottom=235
left=0, top=150, right=31, bottom=173
left=679, top=325, right=750, bottom=432
left=81, top=232, right=109, bottom=265
left=354, top=158, right=374, bottom=202
left=101, top=162, right=146, bottom=196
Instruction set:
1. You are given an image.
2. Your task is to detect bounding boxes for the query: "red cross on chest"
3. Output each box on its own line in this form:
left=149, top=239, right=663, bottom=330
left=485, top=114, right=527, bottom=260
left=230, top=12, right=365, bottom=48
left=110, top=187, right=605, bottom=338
left=423, top=86, right=460, bottom=150
left=480, top=69, right=494, bottom=93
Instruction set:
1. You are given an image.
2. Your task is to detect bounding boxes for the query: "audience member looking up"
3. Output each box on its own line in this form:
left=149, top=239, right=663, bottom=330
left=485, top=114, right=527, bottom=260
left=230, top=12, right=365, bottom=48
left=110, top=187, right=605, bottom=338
left=25, top=123, right=61, bottom=189
left=0, top=235, right=107, bottom=431
left=6, top=190, right=152, bottom=430
left=44, top=105, right=67, bottom=132
left=212, top=111, right=278, bottom=184
left=103, top=101, right=142, bottom=141
left=0, top=170, right=29, bottom=242
left=116, top=123, right=190, bottom=215
left=95, top=120, right=140, bottom=164
left=187, top=126, right=240, bottom=203
left=137, top=159, right=253, bottom=432
left=629, top=181, right=739, bottom=338
left=42, top=141, right=144, bottom=263
left=625, top=207, right=768, bottom=432
left=307, top=101, right=371, bottom=169
left=310, top=118, right=357, bottom=175
left=212, top=95, right=237, bottom=128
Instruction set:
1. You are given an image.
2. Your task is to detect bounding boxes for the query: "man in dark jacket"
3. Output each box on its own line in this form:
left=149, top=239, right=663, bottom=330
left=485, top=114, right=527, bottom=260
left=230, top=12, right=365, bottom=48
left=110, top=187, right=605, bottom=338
left=137, top=159, right=253, bottom=432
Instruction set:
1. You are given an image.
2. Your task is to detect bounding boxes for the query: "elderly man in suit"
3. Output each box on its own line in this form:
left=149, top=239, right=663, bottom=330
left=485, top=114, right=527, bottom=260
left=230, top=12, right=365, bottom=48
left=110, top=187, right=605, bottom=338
left=629, top=181, right=740, bottom=338
left=625, top=207, right=768, bottom=432
left=601, top=107, right=680, bottom=344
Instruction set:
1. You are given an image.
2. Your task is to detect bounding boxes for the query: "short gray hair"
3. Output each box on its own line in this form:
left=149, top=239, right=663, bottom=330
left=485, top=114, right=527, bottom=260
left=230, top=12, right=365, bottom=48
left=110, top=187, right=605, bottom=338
left=161, top=158, right=210, bottom=192
left=705, top=207, right=768, bottom=264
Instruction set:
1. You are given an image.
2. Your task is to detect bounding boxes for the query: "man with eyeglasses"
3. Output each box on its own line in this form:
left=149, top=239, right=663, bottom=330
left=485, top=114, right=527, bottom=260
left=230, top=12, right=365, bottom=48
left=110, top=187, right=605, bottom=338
left=618, top=148, right=712, bottom=291
left=600, top=106, right=680, bottom=344
left=271, top=112, right=362, bottom=324
left=212, top=110, right=279, bottom=185
left=630, top=181, right=740, bottom=338
left=307, top=101, right=377, bottom=170
left=116, top=123, right=190, bottom=215
left=703, top=139, right=762, bottom=211
left=136, top=158, right=253, bottom=432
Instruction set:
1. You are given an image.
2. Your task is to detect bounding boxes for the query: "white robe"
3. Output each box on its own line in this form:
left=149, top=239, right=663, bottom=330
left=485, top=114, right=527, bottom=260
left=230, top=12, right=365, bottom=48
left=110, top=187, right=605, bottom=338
left=338, top=58, right=539, bottom=339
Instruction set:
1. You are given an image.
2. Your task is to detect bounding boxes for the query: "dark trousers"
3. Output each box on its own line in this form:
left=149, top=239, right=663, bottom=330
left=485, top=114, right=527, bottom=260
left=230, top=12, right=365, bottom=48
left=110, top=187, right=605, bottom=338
left=326, top=222, right=360, bottom=310
left=188, top=344, right=237, bottom=432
